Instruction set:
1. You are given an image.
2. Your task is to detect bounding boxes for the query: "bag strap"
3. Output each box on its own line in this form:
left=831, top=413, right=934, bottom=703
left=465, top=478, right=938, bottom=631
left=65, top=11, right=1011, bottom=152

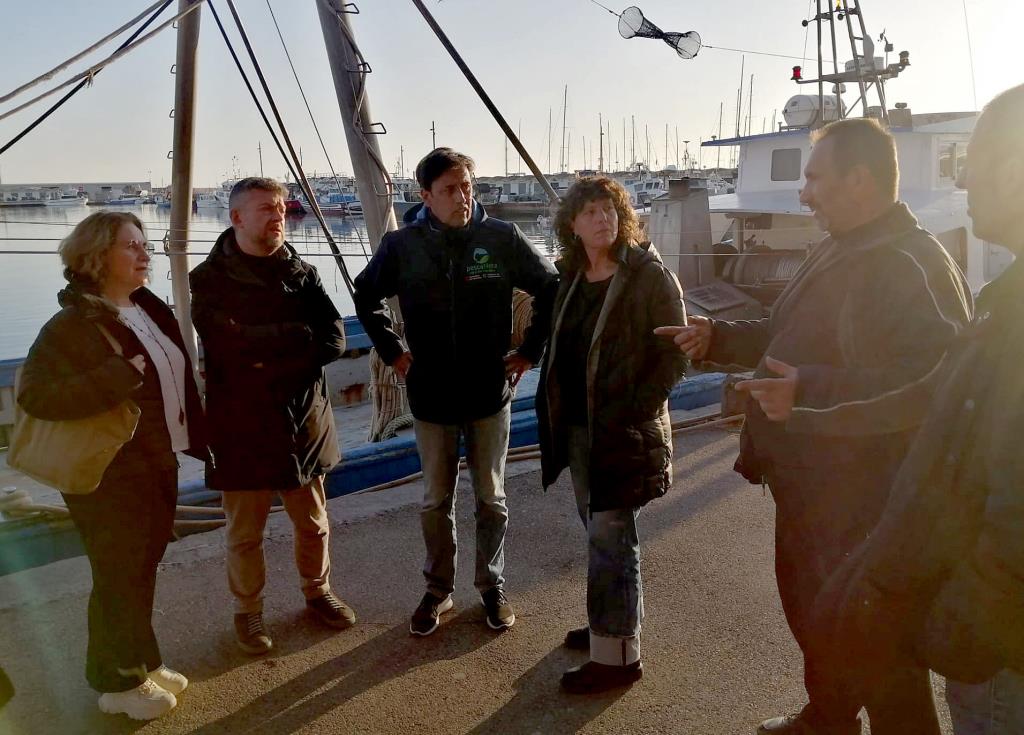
left=94, top=322, right=125, bottom=357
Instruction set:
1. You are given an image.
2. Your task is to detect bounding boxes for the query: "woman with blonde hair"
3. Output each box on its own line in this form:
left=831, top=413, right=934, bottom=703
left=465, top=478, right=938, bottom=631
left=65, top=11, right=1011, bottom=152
left=17, top=211, right=207, bottom=720
left=537, top=176, right=687, bottom=693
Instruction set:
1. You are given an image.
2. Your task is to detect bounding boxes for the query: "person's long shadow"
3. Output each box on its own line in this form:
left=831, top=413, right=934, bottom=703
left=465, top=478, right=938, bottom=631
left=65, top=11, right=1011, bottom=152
left=465, top=647, right=628, bottom=735
left=187, top=609, right=497, bottom=735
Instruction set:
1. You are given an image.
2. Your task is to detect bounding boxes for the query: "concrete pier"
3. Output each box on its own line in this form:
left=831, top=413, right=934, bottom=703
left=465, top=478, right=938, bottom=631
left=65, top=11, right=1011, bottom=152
left=0, top=428, right=955, bottom=733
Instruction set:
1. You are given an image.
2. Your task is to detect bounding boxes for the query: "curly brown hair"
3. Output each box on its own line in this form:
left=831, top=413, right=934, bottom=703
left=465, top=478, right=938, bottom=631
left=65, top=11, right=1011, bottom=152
left=554, top=176, right=641, bottom=270
left=59, top=210, right=145, bottom=287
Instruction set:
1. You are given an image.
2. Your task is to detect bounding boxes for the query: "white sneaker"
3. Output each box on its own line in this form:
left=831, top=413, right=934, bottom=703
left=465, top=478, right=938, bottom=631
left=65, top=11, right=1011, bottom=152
left=98, top=679, right=177, bottom=720
left=149, top=665, right=188, bottom=695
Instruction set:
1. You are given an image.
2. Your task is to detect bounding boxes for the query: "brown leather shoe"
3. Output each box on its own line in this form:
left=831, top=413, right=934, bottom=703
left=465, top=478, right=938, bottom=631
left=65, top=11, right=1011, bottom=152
left=560, top=660, right=642, bottom=694
left=234, top=612, right=273, bottom=655
left=306, top=592, right=356, bottom=629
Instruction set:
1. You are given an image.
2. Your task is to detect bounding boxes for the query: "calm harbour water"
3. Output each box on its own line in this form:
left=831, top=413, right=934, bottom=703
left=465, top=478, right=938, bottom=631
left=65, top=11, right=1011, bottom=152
left=0, top=205, right=553, bottom=361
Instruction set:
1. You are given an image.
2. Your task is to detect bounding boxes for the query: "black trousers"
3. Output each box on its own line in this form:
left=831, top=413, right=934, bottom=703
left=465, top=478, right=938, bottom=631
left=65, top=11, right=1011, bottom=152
left=0, top=665, right=13, bottom=708
left=63, top=462, right=177, bottom=694
left=768, top=464, right=941, bottom=735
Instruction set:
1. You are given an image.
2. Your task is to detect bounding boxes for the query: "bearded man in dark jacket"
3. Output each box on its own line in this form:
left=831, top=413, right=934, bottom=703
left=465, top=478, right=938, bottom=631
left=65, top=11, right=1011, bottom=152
left=820, top=83, right=1024, bottom=735
left=353, top=148, right=558, bottom=637
left=657, top=118, right=972, bottom=735
left=190, top=177, right=354, bottom=656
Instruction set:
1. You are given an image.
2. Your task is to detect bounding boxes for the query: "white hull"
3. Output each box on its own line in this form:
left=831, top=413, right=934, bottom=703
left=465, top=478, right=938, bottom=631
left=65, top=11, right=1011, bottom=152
left=702, top=114, right=1007, bottom=294
left=195, top=194, right=225, bottom=209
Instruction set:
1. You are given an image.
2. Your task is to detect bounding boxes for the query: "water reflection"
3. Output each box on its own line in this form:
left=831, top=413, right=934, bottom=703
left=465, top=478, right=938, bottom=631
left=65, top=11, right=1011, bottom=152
left=0, top=205, right=554, bottom=360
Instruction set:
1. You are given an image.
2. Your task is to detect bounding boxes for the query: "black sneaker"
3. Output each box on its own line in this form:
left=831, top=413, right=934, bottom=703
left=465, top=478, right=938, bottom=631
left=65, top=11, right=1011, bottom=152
left=306, top=592, right=357, bottom=629
left=410, top=592, right=454, bottom=636
left=560, top=660, right=642, bottom=694
left=234, top=612, right=273, bottom=655
left=481, top=587, right=515, bottom=630
left=564, top=625, right=589, bottom=650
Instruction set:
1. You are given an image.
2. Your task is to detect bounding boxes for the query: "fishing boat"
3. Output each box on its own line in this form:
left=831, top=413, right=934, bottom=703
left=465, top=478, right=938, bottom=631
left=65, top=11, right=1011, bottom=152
left=194, top=191, right=223, bottom=208
left=682, top=3, right=1004, bottom=324
left=103, top=194, right=142, bottom=206
left=307, top=191, right=357, bottom=215
left=42, top=189, right=87, bottom=207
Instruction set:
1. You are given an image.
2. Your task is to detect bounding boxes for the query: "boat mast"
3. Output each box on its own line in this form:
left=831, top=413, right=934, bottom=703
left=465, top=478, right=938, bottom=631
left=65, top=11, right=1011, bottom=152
left=816, top=0, right=824, bottom=123
left=561, top=86, right=568, bottom=172
left=799, top=1, right=908, bottom=126
left=168, top=0, right=202, bottom=368
left=747, top=74, right=754, bottom=136
left=316, top=0, right=397, bottom=251
left=717, top=102, right=723, bottom=169
left=409, top=0, right=561, bottom=205
left=547, top=107, right=552, bottom=174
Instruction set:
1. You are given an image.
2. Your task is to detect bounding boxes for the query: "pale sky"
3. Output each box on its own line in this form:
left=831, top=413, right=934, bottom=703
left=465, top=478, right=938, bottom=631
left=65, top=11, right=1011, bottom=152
left=0, top=0, right=1019, bottom=187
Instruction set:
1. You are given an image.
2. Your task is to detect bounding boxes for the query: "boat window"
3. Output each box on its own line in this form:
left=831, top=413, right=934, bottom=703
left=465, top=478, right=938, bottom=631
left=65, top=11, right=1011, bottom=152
left=771, top=149, right=802, bottom=181
left=938, top=141, right=966, bottom=184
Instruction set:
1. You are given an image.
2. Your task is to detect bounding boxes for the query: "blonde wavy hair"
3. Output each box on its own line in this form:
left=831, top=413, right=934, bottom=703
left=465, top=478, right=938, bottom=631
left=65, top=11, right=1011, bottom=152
left=58, top=211, right=145, bottom=288
left=554, top=176, right=641, bottom=270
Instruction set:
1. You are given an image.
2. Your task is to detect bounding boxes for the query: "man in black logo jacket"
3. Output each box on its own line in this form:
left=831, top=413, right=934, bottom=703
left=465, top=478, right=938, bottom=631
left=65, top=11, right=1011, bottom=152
left=354, top=148, right=557, bottom=637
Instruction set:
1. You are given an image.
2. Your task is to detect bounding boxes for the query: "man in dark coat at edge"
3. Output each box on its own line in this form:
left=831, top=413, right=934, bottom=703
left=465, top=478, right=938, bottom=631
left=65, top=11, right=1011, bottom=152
left=353, top=148, right=558, bottom=638
left=819, top=83, right=1024, bottom=735
left=656, top=118, right=972, bottom=734
left=190, top=177, right=355, bottom=656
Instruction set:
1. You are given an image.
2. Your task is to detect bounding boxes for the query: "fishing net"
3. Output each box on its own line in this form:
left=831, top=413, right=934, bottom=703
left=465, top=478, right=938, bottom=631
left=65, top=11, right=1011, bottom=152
left=617, top=6, right=702, bottom=59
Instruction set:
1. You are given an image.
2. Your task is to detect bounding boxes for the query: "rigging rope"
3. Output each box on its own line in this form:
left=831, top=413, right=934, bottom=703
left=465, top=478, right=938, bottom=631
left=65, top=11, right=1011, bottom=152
left=0, top=0, right=175, bottom=157
left=0, top=0, right=170, bottom=106
left=264, top=0, right=371, bottom=263
left=802, top=0, right=814, bottom=65
left=704, top=44, right=836, bottom=65
left=0, top=218, right=378, bottom=237
left=218, top=0, right=357, bottom=295
left=204, top=1, right=302, bottom=186
left=584, top=0, right=620, bottom=16
left=0, top=1, right=205, bottom=125
left=579, top=0, right=836, bottom=67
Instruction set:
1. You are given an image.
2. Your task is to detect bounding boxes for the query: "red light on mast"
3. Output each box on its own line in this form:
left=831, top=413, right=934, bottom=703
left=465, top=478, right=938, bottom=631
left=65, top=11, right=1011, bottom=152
left=791, top=65, right=803, bottom=81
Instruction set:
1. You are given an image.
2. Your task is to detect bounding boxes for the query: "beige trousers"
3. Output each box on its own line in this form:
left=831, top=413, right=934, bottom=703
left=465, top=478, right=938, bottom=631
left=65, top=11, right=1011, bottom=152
left=222, top=476, right=332, bottom=614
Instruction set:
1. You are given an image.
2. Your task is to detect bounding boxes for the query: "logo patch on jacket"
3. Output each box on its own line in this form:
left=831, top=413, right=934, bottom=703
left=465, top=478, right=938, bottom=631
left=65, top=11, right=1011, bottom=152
left=465, top=247, right=502, bottom=282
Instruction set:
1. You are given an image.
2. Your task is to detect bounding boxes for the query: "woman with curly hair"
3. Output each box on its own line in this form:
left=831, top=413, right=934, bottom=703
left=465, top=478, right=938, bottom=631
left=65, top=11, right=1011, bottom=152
left=17, top=211, right=207, bottom=720
left=537, top=176, right=688, bottom=693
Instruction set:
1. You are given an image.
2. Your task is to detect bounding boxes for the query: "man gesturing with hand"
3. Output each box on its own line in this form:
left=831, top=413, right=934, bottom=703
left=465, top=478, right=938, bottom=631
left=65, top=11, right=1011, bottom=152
left=657, top=119, right=971, bottom=735
left=733, top=357, right=798, bottom=422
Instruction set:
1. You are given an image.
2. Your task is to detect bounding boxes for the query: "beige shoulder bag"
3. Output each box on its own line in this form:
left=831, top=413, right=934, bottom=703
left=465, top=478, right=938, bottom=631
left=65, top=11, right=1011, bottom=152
left=8, top=323, right=141, bottom=495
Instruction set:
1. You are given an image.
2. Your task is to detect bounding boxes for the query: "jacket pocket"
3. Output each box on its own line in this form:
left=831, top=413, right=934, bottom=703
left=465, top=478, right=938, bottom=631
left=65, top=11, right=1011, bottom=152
left=636, top=415, right=671, bottom=466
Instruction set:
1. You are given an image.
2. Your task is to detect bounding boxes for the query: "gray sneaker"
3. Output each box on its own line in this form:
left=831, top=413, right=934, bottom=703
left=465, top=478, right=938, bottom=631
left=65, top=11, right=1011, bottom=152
left=410, top=592, right=454, bottom=636
left=481, top=587, right=515, bottom=630
left=234, top=612, right=273, bottom=655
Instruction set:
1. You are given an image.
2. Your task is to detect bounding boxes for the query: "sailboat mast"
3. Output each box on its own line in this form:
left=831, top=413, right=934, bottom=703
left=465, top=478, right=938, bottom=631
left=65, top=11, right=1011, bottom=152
left=561, top=85, right=568, bottom=172
left=547, top=107, right=552, bottom=174
left=717, top=101, right=723, bottom=169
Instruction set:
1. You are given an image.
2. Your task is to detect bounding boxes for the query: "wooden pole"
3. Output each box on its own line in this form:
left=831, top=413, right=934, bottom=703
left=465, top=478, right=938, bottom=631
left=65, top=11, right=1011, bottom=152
left=168, top=0, right=202, bottom=368
left=316, top=0, right=397, bottom=250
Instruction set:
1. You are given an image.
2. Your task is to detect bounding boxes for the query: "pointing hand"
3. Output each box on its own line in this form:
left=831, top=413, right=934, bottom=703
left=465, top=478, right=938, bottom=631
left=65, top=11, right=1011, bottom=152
left=733, top=357, right=799, bottom=422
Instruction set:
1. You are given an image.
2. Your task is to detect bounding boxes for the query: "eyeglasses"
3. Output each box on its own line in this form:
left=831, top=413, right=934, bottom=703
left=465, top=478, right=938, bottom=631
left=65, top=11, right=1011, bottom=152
left=121, top=239, right=150, bottom=255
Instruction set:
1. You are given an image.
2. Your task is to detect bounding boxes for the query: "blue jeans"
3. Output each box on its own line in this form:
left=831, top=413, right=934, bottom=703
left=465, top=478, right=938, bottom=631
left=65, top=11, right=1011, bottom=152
left=414, top=404, right=511, bottom=599
left=568, top=425, right=643, bottom=663
left=947, top=670, right=1024, bottom=735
